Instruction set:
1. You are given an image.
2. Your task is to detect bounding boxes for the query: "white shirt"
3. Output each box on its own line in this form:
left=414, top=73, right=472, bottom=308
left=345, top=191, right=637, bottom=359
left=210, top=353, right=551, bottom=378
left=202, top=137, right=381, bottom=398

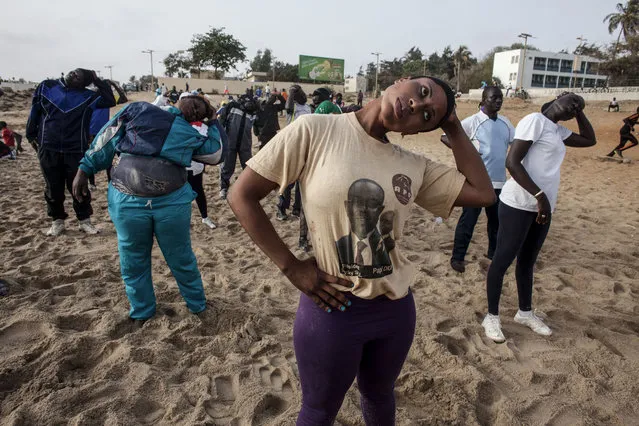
left=152, top=95, right=169, bottom=107
left=461, top=110, right=515, bottom=189
left=500, top=113, right=573, bottom=213
left=161, top=85, right=167, bottom=95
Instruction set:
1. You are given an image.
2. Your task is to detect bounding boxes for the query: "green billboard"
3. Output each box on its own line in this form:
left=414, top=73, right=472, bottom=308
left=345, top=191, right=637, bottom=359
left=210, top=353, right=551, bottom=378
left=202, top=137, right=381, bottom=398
left=298, top=55, right=345, bottom=82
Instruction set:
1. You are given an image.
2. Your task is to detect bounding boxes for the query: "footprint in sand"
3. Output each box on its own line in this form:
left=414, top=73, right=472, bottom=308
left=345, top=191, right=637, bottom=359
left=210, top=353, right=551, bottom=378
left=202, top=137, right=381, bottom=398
left=204, top=375, right=242, bottom=425
left=435, top=318, right=456, bottom=333
left=474, top=380, right=504, bottom=425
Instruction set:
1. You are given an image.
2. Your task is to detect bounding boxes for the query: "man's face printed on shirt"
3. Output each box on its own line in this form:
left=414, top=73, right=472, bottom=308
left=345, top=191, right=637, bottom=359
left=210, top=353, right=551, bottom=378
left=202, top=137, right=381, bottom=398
left=345, top=179, right=385, bottom=239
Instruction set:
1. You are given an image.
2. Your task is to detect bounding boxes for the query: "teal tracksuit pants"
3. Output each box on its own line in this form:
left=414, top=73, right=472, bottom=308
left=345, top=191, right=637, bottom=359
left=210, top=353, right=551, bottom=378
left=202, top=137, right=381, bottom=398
left=108, top=183, right=206, bottom=319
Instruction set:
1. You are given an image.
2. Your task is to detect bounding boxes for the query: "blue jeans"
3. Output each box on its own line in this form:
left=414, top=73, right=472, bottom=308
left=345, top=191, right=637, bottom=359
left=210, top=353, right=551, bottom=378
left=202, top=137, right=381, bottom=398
left=108, top=183, right=206, bottom=319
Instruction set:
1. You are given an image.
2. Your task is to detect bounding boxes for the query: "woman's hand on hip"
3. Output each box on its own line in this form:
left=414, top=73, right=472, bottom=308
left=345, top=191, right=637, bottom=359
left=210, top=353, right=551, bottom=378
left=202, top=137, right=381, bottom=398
left=536, top=193, right=551, bottom=225
left=284, top=257, right=353, bottom=313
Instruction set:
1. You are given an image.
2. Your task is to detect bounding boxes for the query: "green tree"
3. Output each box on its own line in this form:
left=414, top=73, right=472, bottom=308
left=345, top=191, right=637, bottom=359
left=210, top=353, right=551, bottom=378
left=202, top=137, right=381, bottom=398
left=573, top=43, right=607, bottom=59
left=129, top=75, right=136, bottom=83
left=453, top=45, right=474, bottom=92
left=189, top=27, right=247, bottom=78
left=272, top=61, right=299, bottom=82
left=250, top=48, right=273, bottom=73
left=604, top=0, right=639, bottom=56
left=163, top=52, right=193, bottom=77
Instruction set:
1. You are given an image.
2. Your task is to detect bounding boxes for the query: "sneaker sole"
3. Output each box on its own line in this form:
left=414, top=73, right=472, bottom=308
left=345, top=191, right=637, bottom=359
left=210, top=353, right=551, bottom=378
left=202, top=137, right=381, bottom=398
left=513, top=318, right=552, bottom=336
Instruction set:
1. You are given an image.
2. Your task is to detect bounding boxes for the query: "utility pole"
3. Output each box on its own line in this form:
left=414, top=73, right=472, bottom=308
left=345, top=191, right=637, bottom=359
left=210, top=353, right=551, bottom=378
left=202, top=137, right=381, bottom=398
left=104, top=65, right=113, bottom=81
left=141, top=49, right=155, bottom=91
left=576, top=36, right=588, bottom=89
left=518, top=33, right=533, bottom=90
left=371, top=52, right=381, bottom=98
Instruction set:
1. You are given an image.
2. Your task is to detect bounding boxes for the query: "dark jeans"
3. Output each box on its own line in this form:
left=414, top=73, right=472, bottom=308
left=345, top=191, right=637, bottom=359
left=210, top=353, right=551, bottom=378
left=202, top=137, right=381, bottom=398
left=187, top=171, right=207, bottom=218
left=278, top=181, right=301, bottom=213
left=452, top=189, right=500, bottom=261
left=486, top=203, right=551, bottom=315
left=294, top=291, right=415, bottom=425
left=38, top=149, right=92, bottom=221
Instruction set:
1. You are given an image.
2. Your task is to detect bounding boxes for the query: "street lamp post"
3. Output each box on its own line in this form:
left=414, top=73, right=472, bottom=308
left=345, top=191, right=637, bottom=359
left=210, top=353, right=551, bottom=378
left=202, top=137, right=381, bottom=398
left=371, top=52, right=381, bottom=98
left=518, top=33, right=533, bottom=91
left=105, top=65, right=113, bottom=81
left=141, top=49, right=155, bottom=91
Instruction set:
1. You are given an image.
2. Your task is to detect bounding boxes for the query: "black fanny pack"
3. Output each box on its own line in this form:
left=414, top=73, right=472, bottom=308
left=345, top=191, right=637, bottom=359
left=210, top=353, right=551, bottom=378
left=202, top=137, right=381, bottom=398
left=110, top=154, right=187, bottom=197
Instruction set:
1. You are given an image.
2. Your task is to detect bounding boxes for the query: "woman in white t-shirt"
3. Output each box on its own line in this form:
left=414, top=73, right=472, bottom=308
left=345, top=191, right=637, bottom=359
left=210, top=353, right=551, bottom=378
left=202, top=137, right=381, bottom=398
left=227, top=76, right=496, bottom=424
left=482, top=93, right=596, bottom=343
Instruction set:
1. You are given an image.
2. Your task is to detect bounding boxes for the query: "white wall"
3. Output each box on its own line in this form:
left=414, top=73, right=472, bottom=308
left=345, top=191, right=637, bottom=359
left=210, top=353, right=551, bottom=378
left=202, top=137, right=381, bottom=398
left=344, top=76, right=367, bottom=93
left=0, top=82, right=37, bottom=91
left=157, top=77, right=346, bottom=96
left=468, top=87, right=639, bottom=102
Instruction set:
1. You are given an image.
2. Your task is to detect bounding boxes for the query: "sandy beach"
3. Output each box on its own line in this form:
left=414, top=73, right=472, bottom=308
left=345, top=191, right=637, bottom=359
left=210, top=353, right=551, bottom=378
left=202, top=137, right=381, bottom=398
left=1, top=91, right=638, bottom=425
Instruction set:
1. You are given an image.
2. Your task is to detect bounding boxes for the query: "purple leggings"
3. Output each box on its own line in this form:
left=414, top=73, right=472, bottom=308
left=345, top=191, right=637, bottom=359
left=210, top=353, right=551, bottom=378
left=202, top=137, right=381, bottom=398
left=293, top=290, right=416, bottom=425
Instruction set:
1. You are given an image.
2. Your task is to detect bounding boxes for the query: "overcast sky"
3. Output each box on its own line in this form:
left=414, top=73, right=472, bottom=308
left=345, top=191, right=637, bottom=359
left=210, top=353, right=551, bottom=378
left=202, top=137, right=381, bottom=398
left=1, top=0, right=623, bottom=83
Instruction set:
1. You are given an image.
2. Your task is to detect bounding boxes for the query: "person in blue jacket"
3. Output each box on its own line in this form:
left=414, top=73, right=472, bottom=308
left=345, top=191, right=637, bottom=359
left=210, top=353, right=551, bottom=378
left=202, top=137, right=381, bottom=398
left=88, top=80, right=129, bottom=186
left=72, top=96, right=224, bottom=321
left=27, top=68, right=116, bottom=236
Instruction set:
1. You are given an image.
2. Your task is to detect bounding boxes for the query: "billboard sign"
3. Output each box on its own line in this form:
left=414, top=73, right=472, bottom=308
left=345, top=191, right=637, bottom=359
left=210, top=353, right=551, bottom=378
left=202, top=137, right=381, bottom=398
left=298, top=55, right=345, bottom=82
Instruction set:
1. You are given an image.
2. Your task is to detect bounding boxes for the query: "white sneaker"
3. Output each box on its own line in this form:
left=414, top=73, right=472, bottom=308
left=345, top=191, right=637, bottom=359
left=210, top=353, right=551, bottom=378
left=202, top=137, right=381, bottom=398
left=219, top=189, right=228, bottom=200
left=201, top=217, right=217, bottom=229
left=46, top=219, right=65, bottom=236
left=514, top=310, right=552, bottom=336
left=79, top=219, right=99, bottom=234
left=482, top=314, right=506, bottom=343
left=89, top=184, right=97, bottom=191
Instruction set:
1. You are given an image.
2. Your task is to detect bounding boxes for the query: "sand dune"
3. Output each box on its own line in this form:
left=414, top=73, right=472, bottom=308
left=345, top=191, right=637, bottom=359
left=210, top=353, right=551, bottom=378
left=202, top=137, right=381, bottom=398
left=1, top=93, right=638, bottom=425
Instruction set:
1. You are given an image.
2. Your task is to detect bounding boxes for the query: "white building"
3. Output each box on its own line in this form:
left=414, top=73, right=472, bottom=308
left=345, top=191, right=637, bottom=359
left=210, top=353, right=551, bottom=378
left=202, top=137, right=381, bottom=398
left=493, top=49, right=607, bottom=90
left=344, top=76, right=367, bottom=93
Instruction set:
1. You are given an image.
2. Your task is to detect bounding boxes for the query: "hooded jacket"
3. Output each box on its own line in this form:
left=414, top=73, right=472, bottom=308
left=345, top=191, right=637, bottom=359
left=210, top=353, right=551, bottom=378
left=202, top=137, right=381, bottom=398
left=78, top=102, right=223, bottom=176
left=26, top=78, right=116, bottom=153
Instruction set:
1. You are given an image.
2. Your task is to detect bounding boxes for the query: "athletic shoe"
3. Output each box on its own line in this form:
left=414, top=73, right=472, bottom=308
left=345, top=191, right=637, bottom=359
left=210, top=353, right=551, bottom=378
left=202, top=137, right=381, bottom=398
left=46, top=219, right=65, bottom=236
left=219, top=189, right=228, bottom=200
left=276, top=211, right=288, bottom=221
left=79, top=219, right=99, bottom=234
left=615, top=149, right=623, bottom=158
left=89, top=184, right=97, bottom=191
left=514, top=310, right=552, bottom=336
left=482, top=314, right=506, bottom=343
left=202, top=217, right=217, bottom=229
left=291, top=209, right=301, bottom=218
left=607, top=151, right=615, bottom=157
left=450, top=258, right=465, bottom=273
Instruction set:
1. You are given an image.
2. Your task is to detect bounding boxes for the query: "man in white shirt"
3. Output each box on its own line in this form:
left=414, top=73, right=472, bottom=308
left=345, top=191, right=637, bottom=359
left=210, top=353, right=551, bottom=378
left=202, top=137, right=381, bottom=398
left=441, top=87, right=515, bottom=272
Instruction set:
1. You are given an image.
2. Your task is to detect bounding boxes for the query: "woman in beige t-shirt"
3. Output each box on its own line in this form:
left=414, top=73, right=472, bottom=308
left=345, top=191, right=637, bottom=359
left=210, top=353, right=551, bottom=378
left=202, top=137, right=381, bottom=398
left=228, top=77, right=496, bottom=424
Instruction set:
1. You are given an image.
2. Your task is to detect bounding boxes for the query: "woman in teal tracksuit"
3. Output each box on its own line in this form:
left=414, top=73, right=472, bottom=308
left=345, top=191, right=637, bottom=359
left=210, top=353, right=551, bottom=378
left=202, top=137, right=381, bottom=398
left=73, top=96, right=224, bottom=320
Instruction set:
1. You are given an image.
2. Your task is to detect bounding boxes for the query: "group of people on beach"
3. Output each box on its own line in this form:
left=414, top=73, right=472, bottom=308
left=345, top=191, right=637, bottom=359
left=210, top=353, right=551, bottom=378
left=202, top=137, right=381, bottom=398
left=2, top=66, right=618, bottom=424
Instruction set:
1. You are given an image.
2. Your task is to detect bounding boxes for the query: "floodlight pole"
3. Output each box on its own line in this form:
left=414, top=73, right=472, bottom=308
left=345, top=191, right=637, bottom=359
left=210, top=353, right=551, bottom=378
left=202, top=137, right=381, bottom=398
left=105, top=65, right=113, bottom=81
left=142, top=49, right=155, bottom=91
left=518, top=33, right=533, bottom=90
left=371, top=52, right=381, bottom=97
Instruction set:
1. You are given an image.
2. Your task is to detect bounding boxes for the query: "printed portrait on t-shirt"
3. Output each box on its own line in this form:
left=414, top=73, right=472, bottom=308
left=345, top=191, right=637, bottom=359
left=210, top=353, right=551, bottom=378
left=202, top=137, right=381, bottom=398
left=335, top=178, right=396, bottom=278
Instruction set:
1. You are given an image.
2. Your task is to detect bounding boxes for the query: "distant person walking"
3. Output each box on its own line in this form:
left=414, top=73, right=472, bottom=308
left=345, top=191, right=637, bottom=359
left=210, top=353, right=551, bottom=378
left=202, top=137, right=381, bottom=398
left=357, top=90, right=364, bottom=107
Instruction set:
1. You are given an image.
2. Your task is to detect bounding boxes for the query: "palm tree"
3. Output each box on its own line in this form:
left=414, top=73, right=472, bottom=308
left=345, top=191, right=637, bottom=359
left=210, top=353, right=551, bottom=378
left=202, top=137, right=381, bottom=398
left=453, top=45, right=472, bottom=93
left=604, top=0, right=639, bottom=57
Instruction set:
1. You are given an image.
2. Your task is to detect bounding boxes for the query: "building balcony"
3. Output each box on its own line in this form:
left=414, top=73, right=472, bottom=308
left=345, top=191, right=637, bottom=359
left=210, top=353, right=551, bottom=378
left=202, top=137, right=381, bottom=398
left=547, top=66, right=559, bottom=72
left=533, top=65, right=546, bottom=71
